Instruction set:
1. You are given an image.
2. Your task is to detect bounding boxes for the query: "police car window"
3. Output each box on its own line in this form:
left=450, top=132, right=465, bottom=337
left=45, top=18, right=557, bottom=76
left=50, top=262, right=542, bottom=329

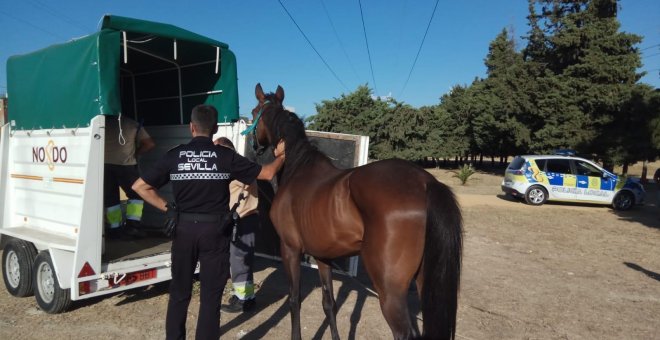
left=508, top=157, right=526, bottom=170
left=546, top=159, right=571, bottom=174
left=534, top=159, right=547, bottom=171
left=575, top=160, right=602, bottom=177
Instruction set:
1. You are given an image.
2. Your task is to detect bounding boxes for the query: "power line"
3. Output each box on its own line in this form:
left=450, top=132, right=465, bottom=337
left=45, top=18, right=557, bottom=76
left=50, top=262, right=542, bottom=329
left=643, top=52, right=660, bottom=59
left=358, top=0, right=378, bottom=95
left=399, top=0, right=440, bottom=98
left=320, top=0, right=361, bottom=84
left=27, top=0, right=91, bottom=34
left=277, top=0, right=349, bottom=91
left=0, top=9, right=67, bottom=40
left=639, top=43, right=659, bottom=52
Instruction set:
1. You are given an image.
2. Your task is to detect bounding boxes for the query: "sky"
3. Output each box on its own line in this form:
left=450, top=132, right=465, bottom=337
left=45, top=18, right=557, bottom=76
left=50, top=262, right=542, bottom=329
left=0, top=0, right=658, bottom=118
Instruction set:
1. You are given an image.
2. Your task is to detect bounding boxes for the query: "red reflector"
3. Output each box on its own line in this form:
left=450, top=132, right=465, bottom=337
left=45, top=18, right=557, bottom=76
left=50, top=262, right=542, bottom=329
left=79, top=282, right=91, bottom=295
left=78, top=262, right=96, bottom=278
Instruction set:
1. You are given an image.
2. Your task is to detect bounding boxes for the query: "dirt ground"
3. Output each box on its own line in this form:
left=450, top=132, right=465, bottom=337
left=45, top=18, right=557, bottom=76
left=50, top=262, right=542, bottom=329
left=1, top=166, right=658, bottom=340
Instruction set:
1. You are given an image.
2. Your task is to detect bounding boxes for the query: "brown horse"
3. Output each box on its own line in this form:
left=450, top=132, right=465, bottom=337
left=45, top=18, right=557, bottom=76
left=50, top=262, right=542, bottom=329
left=247, top=83, right=463, bottom=340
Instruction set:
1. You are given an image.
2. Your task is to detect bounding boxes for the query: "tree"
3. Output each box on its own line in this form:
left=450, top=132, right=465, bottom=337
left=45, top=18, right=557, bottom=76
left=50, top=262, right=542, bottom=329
left=481, top=29, right=533, bottom=158
left=523, top=0, right=645, bottom=166
left=307, top=85, right=393, bottom=160
left=436, top=85, right=474, bottom=162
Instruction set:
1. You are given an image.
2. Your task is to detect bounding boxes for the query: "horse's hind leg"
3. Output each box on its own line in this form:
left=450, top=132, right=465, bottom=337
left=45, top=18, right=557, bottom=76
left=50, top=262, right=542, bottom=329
left=362, top=252, right=419, bottom=339
left=316, top=260, right=340, bottom=340
left=281, top=243, right=303, bottom=340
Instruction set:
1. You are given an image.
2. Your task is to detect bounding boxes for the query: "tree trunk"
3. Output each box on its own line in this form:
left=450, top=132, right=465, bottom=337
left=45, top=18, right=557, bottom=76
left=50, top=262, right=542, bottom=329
left=641, top=160, right=648, bottom=183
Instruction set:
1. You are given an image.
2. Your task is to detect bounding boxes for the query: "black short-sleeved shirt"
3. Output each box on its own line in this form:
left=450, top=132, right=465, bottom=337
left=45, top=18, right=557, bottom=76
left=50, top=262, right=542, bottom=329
left=142, top=136, right=262, bottom=214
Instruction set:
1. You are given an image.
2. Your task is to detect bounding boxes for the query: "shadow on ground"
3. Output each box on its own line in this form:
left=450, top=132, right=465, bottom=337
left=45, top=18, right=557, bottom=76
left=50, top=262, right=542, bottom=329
left=220, top=257, right=420, bottom=339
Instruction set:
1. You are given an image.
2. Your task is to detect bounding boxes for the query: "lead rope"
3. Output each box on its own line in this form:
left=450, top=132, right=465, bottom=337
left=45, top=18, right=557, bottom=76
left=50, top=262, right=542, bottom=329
left=230, top=190, right=247, bottom=242
left=118, top=113, right=126, bottom=146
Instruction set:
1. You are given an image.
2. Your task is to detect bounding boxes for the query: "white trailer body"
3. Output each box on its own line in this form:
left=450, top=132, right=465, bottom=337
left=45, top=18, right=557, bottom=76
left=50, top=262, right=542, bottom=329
left=1, top=14, right=244, bottom=313
left=0, top=117, right=249, bottom=312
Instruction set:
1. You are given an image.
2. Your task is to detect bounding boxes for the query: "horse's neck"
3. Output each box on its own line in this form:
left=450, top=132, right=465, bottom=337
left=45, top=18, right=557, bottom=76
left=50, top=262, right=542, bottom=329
left=281, top=148, right=339, bottom=184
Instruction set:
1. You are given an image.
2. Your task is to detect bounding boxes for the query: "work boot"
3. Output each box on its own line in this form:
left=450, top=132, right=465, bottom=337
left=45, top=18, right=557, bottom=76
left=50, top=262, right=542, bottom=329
left=124, top=220, right=147, bottom=238
left=221, top=295, right=255, bottom=313
left=105, top=227, right=123, bottom=240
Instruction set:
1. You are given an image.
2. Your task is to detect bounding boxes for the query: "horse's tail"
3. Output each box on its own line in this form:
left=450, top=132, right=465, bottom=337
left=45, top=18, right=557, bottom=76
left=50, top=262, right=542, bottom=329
left=422, top=180, right=463, bottom=340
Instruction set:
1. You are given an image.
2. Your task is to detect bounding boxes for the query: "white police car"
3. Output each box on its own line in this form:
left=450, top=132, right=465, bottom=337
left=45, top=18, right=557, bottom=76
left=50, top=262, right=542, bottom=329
left=501, top=155, right=645, bottom=210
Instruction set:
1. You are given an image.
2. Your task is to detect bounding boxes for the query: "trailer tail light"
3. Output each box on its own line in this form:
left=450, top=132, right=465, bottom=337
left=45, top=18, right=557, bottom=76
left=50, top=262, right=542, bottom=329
left=79, top=281, right=91, bottom=295
left=78, top=262, right=97, bottom=295
left=107, top=268, right=157, bottom=287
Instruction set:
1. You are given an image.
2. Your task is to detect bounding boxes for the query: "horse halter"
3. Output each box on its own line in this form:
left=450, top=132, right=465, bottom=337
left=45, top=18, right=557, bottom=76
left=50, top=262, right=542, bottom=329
left=241, top=100, right=271, bottom=155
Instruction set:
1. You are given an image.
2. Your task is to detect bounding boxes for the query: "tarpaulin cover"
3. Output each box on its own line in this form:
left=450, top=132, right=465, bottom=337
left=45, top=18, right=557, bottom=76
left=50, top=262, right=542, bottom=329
left=7, top=15, right=238, bottom=129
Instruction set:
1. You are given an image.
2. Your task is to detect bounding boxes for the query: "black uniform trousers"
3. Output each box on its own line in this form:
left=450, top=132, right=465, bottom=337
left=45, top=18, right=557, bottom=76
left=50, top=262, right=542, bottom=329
left=166, top=220, right=230, bottom=340
left=103, top=164, right=142, bottom=206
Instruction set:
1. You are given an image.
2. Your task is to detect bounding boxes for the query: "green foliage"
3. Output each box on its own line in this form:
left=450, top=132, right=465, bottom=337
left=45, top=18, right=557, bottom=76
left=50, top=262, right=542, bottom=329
left=450, top=164, right=476, bottom=185
left=305, top=0, right=658, bottom=168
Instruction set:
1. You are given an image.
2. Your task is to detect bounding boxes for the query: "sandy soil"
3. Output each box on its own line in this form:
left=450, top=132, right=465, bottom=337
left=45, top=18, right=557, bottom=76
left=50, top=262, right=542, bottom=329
left=1, top=168, right=658, bottom=340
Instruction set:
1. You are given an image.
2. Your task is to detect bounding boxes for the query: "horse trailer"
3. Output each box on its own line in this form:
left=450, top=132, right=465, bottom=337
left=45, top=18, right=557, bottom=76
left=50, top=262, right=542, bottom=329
left=1, top=15, right=367, bottom=314
left=0, top=15, right=244, bottom=313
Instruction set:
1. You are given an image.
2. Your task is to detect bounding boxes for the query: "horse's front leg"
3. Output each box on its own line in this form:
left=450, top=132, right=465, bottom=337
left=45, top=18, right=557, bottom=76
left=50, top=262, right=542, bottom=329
left=317, top=259, right=340, bottom=340
left=280, top=242, right=302, bottom=340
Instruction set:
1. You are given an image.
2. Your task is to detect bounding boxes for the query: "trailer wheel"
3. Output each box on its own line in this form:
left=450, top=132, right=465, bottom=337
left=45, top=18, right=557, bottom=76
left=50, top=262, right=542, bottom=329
left=33, top=252, right=71, bottom=313
left=2, top=238, right=37, bottom=297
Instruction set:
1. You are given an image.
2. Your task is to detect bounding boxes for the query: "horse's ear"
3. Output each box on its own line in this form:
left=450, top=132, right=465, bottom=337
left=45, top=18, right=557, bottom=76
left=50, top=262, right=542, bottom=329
left=255, top=83, right=265, bottom=102
left=276, top=85, right=285, bottom=103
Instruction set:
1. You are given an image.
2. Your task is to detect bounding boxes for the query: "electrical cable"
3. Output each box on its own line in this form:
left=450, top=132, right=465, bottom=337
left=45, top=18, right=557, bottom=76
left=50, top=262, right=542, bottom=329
left=0, top=9, right=67, bottom=40
left=639, top=43, right=659, bottom=52
left=358, top=0, right=378, bottom=95
left=27, top=0, right=91, bottom=33
left=399, top=0, right=440, bottom=98
left=277, top=0, right=349, bottom=91
left=320, top=0, right=361, bottom=84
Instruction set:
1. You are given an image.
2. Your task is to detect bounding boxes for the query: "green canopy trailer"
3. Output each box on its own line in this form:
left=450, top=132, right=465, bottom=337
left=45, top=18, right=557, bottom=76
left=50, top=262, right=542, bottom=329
left=0, top=15, right=244, bottom=313
left=7, top=14, right=239, bottom=130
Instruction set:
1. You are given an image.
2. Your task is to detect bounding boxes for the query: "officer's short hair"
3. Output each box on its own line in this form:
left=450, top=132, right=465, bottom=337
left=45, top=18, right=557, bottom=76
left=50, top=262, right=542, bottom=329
left=191, top=105, right=218, bottom=135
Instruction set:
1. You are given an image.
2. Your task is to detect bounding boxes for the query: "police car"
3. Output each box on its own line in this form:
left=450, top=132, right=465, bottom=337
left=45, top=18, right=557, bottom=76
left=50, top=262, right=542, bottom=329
left=501, top=155, right=645, bottom=210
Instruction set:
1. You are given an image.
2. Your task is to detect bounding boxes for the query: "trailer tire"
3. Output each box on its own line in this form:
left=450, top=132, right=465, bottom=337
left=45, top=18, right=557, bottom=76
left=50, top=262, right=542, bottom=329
left=33, top=251, right=71, bottom=313
left=2, top=238, right=38, bottom=297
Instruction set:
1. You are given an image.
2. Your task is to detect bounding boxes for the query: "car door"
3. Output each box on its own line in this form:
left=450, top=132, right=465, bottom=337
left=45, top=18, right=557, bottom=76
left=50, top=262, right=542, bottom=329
left=544, top=158, right=576, bottom=201
left=573, top=159, right=614, bottom=203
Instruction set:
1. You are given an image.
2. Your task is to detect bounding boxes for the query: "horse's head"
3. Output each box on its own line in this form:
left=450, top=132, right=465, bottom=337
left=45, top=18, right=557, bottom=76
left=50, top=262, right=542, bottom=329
left=244, top=83, right=285, bottom=154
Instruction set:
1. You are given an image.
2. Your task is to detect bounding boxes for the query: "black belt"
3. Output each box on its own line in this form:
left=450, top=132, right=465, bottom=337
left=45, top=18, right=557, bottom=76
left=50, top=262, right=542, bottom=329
left=178, top=212, right=227, bottom=223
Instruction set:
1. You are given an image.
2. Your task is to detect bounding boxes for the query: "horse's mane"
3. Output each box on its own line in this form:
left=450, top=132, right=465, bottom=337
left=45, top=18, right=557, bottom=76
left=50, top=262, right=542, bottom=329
left=261, top=94, right=328, bottom=184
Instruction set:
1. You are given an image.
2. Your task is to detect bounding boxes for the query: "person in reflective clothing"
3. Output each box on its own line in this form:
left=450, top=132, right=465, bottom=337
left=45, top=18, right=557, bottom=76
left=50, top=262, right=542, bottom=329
left=132, top=105, right=284, bottom=340
left=104, top=115, right=155, bottom=239
left=214, top=137, right=258, bottom=313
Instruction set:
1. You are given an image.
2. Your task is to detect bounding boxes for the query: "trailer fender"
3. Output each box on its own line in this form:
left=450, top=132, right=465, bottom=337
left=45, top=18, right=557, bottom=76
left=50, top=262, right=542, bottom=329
left=48, top=248, right=74, bottom=290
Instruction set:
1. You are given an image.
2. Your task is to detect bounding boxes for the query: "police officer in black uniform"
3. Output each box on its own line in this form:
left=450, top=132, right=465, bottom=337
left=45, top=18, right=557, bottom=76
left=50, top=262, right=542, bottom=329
left=132, top=104, right=284, bottom=340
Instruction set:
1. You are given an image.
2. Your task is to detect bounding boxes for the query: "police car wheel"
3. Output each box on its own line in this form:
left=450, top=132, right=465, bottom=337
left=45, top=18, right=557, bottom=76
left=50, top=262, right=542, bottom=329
left=612, top=191, right=634, bottom=211
left=524, top=186, right=547, bottom=206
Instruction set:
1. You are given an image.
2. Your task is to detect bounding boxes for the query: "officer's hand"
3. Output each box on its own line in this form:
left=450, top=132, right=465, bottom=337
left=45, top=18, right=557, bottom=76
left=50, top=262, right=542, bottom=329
left=273, top=139, right=285, bottom=159
left=163, top=202, right=178, bottom=238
